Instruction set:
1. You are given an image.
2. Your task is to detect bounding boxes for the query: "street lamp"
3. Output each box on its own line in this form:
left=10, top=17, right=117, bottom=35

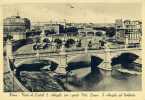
left=85, top=36, right=88, bottom=53
left=60, top=39, right=66, bottom=54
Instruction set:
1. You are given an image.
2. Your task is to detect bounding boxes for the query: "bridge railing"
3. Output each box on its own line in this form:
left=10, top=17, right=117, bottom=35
left=13, top=47, right=141, bottom=60
left=14, top=44, right=141, bottom=56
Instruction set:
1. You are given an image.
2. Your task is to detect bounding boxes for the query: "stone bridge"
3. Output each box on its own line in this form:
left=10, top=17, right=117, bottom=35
left=13, top=48, right=142, bottom=70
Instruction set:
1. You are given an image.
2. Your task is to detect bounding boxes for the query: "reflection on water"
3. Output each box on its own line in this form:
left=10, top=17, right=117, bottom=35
left=95, top=70, right=141, bottom=91
left=15, top=58, right=142, bottom=91
left=16, top=59, right=58, bottom=77
left=16, top=59, right=61, bottom=92
left=19, top=71, right=63, bottom=92
left=64, top=68, right=141, bottom=91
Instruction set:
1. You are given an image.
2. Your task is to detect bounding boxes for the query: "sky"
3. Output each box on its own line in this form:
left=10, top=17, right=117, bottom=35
left=2, top=2, right=142, bottom=23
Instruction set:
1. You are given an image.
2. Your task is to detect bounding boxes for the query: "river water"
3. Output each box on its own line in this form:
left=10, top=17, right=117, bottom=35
left=16, top=59, right=141, bottom=91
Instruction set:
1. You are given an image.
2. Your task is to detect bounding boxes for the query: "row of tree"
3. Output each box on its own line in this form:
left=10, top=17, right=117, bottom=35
left=33, top=38, right=82, bottom=50
left=27, top=26, right=116, bottom=37
left=33, top=37, right=106, bottom=51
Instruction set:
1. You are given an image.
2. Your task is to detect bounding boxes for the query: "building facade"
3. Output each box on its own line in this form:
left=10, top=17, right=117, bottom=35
left=115, top=19, right=142, bottom=45
left=4, top=16, right=31, bottom=40
left=44, top=24, right=64, bottom=35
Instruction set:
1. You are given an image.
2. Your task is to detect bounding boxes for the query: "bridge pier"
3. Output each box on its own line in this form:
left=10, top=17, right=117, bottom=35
left=54, top=53, right=68, bottom=74
left=104, top=50, right=112, bottom=70
left=59, top=53, right=67, bottom=67
left=103, top=43, right=112, bottom=70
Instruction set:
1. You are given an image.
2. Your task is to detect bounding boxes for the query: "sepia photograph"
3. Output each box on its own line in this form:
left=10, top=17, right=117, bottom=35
left=3, top=2, right=142, bottom=92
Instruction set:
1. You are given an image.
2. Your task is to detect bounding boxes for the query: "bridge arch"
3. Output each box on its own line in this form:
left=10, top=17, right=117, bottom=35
left=15, top=57, right=60, bottom=68
left=111, top=51, right=141, bottom=67
left=67, top=53, right=104, bottom=64
left=110, top=49, right=141, bottom=60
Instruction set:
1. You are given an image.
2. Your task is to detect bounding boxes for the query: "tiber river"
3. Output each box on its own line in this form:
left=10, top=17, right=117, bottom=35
left=15, top=54, right=142, bottom=92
